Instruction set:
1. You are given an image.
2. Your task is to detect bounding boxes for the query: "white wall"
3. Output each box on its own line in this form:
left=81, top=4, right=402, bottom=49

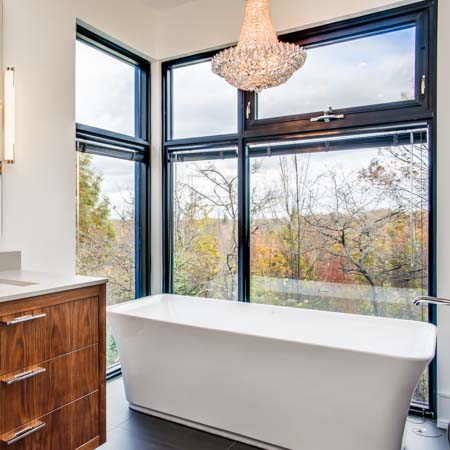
left=153, top=0, right=420, bottom=60
left=150, top=60, right=163, bottom=293
left=0, top=0, right=158, bottom=273
left=1, top=0, right=449, bottom=427
left=436, top=0, right=450, bottom=429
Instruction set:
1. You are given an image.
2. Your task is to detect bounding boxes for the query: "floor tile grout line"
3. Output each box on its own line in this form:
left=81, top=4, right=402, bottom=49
left=108, top=417, right=130, bottom=430
left=114, top=420, right=190, bottom=450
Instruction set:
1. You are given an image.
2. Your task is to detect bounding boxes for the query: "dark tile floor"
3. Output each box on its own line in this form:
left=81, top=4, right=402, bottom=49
left=101, top=377, right=449, bottom=450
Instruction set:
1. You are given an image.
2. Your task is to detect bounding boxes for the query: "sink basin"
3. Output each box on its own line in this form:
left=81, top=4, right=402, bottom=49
left=0, top=278, right=38, bottom=287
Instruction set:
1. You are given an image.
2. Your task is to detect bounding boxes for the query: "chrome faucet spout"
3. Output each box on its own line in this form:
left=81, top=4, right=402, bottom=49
left=413, top=296, right=450, bottom=306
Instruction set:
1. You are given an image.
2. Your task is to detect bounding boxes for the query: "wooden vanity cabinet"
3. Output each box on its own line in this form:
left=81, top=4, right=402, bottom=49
left=0, top=284, right=106, bottom=450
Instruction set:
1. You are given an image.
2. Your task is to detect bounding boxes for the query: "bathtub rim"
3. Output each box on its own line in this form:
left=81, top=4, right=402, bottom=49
left=107, top=295, right=436, bottom=363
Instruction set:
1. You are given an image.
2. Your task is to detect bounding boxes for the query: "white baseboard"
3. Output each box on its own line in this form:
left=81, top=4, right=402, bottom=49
left=438, top=392, right=450, bottom=430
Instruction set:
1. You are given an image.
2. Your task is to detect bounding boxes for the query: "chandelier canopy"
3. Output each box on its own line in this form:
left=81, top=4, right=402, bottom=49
left=211, top=0, right=307, bottom=93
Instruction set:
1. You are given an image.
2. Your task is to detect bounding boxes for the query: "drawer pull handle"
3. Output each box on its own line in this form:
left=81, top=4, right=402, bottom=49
left=2, top=422, right=46, bottom=445
left=2, top=367, right=46, bottom=385
left=1, top=313, right=46, bottom=326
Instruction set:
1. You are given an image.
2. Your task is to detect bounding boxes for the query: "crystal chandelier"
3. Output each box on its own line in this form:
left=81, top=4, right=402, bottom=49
left=211, top=0, right=307, bottom=93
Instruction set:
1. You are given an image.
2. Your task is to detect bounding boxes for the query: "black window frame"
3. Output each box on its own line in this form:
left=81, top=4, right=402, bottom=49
left=162, top=0, right=437, bottom=417
left=76, top=25, right=152, bottom=375
left=244, top=1, right=436, bottom=137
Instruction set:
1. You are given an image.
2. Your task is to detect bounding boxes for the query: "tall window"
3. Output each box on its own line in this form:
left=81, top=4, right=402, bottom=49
left=163, top=1, right=436, bottom=414
left=76, top=27, right=150, bottom=372
left=170, top=147, right=238, bottom=300
left=249, top=131, right=429, bottom=321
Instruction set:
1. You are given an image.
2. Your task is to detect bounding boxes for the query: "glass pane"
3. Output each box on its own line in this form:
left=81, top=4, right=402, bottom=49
left=172, top=61, right=237, bottom=139
left=76, top=40, right=136, bottom=136
left=76, top=153, right=137, bottom=367
left=249, top=130, right=429, bottom=403
left=172, top=151, right=238, bottom=299
left=258, top=27, right=416, bottom=119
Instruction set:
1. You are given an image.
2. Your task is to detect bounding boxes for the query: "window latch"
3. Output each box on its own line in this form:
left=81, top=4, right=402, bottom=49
left=246, top=101, right=251, bottom=120
left=310, top=107, right=344, bottom=123
left=421, top=74, right=426, bottom=96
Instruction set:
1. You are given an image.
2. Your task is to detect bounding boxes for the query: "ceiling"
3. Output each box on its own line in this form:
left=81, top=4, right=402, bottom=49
left=143, top=0, right=197, bottom=11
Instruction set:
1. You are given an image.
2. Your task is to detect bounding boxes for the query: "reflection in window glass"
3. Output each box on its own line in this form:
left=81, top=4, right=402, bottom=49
left=76, top=153, right=136, bottom=367
left=249, top=130, right=429, bottom=403
left=258, top=27, right=416, bottom=119
left=76, top=40, right=136, bottom=136
left=172, top=62, right=237, bottom=139
left=172, top=153, right=238, bottom=300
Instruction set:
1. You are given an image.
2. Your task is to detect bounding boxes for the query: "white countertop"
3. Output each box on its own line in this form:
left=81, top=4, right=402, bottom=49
left=0, top=270, right=107, bottom=303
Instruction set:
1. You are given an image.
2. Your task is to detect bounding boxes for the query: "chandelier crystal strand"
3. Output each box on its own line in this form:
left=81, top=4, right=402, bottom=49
left=211, top=0, right=307, bottom=93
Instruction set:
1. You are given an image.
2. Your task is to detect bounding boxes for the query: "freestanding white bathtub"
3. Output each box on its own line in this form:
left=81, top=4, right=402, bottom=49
left=108, top=294, right=436, bottom=450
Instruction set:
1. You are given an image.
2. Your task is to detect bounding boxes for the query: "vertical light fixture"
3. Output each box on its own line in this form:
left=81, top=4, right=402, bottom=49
left=3, top=67, right=15, bottom=164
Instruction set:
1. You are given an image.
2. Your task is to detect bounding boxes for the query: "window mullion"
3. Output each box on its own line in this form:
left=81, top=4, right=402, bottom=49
left=238, top=90, right=251, bottom=303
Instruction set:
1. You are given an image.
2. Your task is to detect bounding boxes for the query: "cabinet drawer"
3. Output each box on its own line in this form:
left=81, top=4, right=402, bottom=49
left=0, top=308, right=48, bottom=375
left=0, top=392, right=99, bottom=450
left=0, top=346, right=98, bottom=434
left=0, top=297, right=98, bottom=375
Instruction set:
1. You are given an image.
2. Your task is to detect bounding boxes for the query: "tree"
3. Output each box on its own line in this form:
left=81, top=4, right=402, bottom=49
left=104, top=193, right=136, bottom=304
left=359, top=143, right=429, bottom=292
left=76, top=153, right=137, bottom=366
left=186, top=163, right=239, bottom=299
left=305, top=169, right=406, bottom=316
left=173, top=175, right=222, bottom=297
left=76, top=153, right=115, bottom=275
left=173, top=159, right=275, bottom=300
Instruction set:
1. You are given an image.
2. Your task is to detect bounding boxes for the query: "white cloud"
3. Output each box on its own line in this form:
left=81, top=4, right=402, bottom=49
left=76, top=40, right=135, bottom=136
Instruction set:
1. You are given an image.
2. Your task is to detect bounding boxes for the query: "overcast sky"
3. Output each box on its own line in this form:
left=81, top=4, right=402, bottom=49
left=258, top=26, right=416, bottom=118
left=76, top=26, right=417, bottom=217
left=76, top=40, right=135, bottom=136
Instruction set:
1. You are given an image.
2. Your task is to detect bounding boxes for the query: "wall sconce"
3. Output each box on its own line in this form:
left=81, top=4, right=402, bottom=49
left=3, top=67, right=15, bottom=165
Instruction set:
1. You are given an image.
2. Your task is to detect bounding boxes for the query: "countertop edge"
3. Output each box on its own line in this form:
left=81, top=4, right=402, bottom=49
left=0, top=278, right=107, bottom=304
